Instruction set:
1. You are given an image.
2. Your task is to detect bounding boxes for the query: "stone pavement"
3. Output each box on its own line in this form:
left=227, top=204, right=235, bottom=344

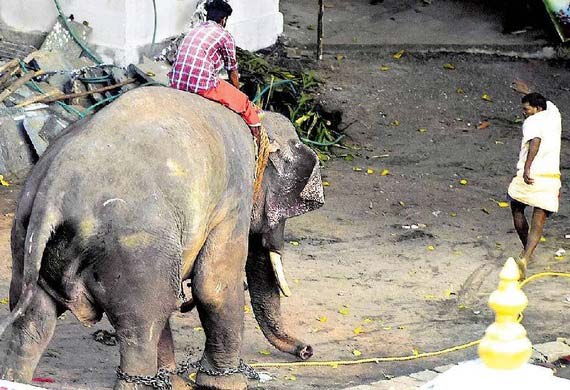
left=342, top=340, right=570, bottom=390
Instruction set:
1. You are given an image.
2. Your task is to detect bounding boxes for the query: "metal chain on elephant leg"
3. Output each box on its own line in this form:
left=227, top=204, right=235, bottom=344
left=175, top=354, right=260, bottom=380
left=116, top=367, right=173, bottom=390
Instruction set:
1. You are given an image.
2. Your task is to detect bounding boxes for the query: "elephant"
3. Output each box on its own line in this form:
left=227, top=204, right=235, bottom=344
left=0, top=86, right=324, bottom=390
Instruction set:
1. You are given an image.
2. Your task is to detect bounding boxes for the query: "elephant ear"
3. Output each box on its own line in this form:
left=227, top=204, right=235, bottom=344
left=265, top=140, right=325, bottom=229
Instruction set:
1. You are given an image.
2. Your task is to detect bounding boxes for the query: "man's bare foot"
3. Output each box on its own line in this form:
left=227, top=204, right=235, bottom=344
left=515, top=257, right=528, bottom=281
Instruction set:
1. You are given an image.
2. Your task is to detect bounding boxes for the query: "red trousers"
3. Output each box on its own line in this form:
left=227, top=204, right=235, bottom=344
left=199, top=79, right=260, bottom=126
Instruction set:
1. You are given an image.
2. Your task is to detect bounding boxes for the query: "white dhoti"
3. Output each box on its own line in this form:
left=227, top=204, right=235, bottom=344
left=508, top=174, right=561, bottom=212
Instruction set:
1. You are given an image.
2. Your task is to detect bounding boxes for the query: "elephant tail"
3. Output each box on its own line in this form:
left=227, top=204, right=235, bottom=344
left=0, top=203, right=61, bottom=339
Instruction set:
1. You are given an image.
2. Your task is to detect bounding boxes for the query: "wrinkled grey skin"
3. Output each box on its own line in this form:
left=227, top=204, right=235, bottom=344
left=0, top=87, right=324, bottom=390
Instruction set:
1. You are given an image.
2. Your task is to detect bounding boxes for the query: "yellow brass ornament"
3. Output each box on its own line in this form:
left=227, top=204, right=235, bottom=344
left=478, top=257, right=532, bottom=369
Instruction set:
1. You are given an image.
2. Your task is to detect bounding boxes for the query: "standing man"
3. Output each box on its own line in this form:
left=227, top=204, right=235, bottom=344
left=508, top=92, right=562, bottom=279
left=169, top=0, right=261, bottom=141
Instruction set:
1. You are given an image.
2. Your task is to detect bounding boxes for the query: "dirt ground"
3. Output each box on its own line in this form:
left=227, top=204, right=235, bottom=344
left=2, top=3, right=570, bottom=390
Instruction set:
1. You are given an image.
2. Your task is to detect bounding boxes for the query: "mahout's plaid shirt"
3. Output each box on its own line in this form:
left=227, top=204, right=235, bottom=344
left=169, top=21, right=238, bottom=93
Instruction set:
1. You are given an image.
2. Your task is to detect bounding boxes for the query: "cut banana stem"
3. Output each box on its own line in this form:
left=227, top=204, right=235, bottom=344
left=269, top=251, right=292, bottom=297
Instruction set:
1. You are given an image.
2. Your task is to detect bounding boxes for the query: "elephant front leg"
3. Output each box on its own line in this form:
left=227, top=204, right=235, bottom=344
left=192, top=221, right=249, bottom=390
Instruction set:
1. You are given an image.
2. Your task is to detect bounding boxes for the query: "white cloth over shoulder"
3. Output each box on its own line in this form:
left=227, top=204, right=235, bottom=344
left=508, top=101, right=562, bottom=212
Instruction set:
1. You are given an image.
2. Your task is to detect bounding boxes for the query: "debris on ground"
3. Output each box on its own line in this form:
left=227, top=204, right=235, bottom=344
left=0, top=17, right=168, bottom=181
left=92, top=329, right=118, bottom=346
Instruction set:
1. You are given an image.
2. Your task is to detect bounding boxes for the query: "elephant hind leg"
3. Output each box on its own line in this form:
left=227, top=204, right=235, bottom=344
left=157, top=319, right=191, bottom=390
left=0, top=286, right=59, bottom=383
left=192, top=219, right=249, bottom=390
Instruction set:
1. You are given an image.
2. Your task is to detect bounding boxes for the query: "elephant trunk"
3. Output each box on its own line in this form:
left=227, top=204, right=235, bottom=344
left=246, top=236, right=313, bottom=360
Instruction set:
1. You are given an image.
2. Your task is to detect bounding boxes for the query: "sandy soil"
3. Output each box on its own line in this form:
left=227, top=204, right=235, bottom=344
left=1, top=4, right=570, bottom=389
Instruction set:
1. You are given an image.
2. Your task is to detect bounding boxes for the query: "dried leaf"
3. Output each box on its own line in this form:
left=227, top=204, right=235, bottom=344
left=289, top=241, right=300, bottom=246
left=382, top=326, right=392, bottom=330
left=443, top=63, right=456, bottom=70
left=352, top=349, right=362, bottom=357
left=393, top=50, right=405, bottom=59
left=343, top=154, right=355, bottom=162
left=285, top=374, right=297, bottom=381
left=477, top=121, right=490, bottom=130
left=512, top=79, right=530, bottom=94
left=352, top=167, right=363, bottom=172
left=335, top=54, right=345, bottom=61
left=450, top=212, right=457, bottom=217
left=390, top=120, right=400, bottom=126
left=456, top=87, right=465, bottom=94
left=481, top=93, right=493, bottom=102
left=193, top=326, right=204, bottom=331
left=259, top=350, right=271, bottom=356
left=418, top=127, right=427, bottom=133
left=481, top=208, right=490, bottom=215
left=399, top=201, right=406, bottom=207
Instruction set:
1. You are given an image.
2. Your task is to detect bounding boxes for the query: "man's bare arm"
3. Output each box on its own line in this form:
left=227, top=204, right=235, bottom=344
left=523, top=137, right=541, bottom=185
left=229, top=69, right=240, bottom=89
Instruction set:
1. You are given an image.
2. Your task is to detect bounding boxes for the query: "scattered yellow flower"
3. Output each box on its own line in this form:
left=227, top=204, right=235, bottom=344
left=285, top=374, right=297, bottom=381
left=380, top=169, right=390, bottom=176
left=459, top=179, right=468, bottom=185
left=424, top=294, right=436, bottom=300
left=412, top=348, right=420, bottom=357
left=193, top=326, right=204, bottom=331
left=393, top=50, right=405, bottom=59
left=259, top=350, right=271, bottom=356
left=481, top=93, right=493, bottom=102
left=390, top=120, right=401, bottom=126
left=189, top=372, right=197, bottom=382
left=427, top=245, right=435, bottom=251
left=322, top=181, right=330, bottom=187
left=363, top=318, right=373, bottom=324
left=443, top=63, right=456, bottom=70
left=450, top=212, right=458, bottom=217
left=352, top=349, right=363, bottom=357
left=418, top=127, right=427, bottom=133
left=289, top=241, right=300, bottom=246
left=0, top=298, right=8, bottom=305
left=353, top=326, right=363, bottom=336
left=399, top=201, right=406, bottom=206
left=540, top=236, right=546, bottom=242
left=456, top=87, right=465, bottom=94
left=317, top=316, right=328, bottom=323
left=497, top=201, right=509, bottom=208
left=366, top=168, right=375, bottom=174
left=339, top=307, right=350, bottom=316
left=352, top=167, right=363, bottom=172
left=380, top=66, right=390, bottom=71
left=0, top=175, right=9, bottom=187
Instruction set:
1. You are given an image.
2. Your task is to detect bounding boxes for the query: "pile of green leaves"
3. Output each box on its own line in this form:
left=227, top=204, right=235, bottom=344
left=237, top=48, right=343, bottom=151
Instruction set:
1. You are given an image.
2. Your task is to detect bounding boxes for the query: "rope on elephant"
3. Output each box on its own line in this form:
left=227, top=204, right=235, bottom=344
left=248, top=271, right=570, bottom=369
left=253, top=126, right=271, bottom=202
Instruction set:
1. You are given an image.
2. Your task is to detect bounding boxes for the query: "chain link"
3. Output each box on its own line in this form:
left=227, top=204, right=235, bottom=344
left=116, top=367, right=172, bottom=390
left=116, top=354, right=259, bottom=389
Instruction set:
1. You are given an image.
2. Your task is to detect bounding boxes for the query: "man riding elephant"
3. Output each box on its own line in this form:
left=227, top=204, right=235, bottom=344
left=169, top=0, right=263, bottom=143
left=0, top=86, right=324, bottom=390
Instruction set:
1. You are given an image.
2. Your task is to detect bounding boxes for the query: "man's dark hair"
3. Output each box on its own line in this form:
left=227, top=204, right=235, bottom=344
left=206, top=0, right=233, bottom=23
left=522, top=92, right=547, bottom=110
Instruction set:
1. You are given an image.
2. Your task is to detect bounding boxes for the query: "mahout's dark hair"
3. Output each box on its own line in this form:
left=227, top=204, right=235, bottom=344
left=206, top=0, right=233, bottom=23
left=522, top=92, right=547, bottom=110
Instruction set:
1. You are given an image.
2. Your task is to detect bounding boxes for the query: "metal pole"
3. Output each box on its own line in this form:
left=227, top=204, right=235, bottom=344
left=317, top=0, right=324, bottom=61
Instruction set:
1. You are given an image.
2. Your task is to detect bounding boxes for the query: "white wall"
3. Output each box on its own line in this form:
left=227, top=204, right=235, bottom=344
left=0, top=0, right=283, bottom=65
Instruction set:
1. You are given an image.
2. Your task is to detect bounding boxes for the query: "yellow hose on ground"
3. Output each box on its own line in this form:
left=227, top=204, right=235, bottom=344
left=249, top=271, right=570, bottom=369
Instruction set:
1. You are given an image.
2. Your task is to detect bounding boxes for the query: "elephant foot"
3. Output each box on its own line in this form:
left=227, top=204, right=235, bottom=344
left=195, top=372, right=247, bottom=390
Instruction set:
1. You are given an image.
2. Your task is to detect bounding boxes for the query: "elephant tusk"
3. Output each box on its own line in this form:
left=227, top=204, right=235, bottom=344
left=269, top=251, right=292, bottom=297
